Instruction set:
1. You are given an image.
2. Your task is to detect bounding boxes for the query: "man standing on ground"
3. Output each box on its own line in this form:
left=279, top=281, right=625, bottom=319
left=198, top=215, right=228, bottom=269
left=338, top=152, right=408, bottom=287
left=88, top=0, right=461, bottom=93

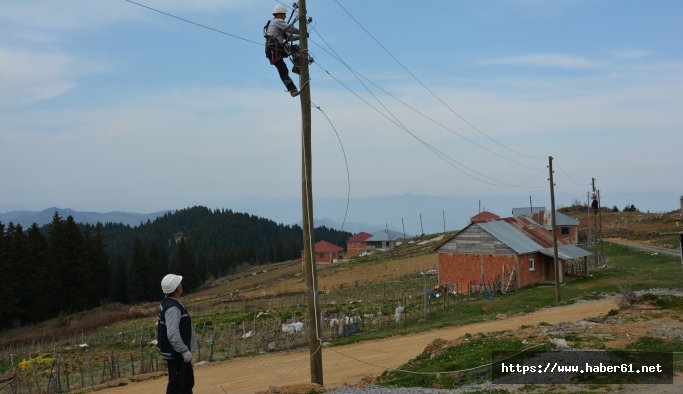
left=157, top=274, right=196, bottom=394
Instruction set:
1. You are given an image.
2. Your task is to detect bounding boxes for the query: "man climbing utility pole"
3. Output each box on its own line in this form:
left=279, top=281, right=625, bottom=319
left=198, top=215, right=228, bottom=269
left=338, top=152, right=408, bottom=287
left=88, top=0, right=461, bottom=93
left=297, top=0, right=324, bottom=386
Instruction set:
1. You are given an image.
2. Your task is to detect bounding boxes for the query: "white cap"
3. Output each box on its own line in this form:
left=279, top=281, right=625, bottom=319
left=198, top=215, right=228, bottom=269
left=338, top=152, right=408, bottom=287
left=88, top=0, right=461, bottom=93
left=161, top=274, right=183, bottom=294
left=272, top=4, right=287, bottom=14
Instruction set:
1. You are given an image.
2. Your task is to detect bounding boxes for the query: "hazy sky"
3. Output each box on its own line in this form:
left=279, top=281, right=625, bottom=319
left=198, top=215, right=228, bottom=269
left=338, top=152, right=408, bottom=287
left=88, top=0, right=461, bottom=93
left=2, top=0, right=682, bottom=216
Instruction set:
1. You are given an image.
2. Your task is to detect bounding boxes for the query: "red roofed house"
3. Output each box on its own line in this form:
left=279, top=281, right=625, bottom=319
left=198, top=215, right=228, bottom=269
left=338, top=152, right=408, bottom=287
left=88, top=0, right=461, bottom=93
left=346, top=232, right=372, bottom=257
left=438, top=216, right=591, bottom=294
left=302, top=240, right=344, bottom=269
left=470, top=210, right=500, bottom=223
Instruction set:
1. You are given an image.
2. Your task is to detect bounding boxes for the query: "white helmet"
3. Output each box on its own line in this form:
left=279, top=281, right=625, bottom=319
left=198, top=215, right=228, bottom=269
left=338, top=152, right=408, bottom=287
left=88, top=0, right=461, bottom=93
left=161, top=274, right=183, bottom=294
left=272, top=4, right=287, bottom=15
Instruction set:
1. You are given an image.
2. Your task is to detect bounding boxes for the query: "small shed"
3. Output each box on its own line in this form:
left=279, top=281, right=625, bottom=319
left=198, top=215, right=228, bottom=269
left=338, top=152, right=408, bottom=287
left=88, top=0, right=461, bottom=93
left=438, top=216, right=591, bottom=294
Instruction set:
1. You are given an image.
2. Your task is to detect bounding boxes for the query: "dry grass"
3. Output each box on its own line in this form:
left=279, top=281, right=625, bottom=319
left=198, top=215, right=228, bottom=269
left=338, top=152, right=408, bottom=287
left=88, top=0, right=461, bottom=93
left=0, top=303, right=154, bottom=348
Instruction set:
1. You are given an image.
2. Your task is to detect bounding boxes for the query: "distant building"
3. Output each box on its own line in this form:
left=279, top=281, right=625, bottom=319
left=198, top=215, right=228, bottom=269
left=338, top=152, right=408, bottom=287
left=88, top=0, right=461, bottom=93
left=438, top=216, right=591, bottom=294
left=302, top=240, right=343, bottom=269
left=346, top=232, right=373, bottom=257
left=366, top=231, right=398, bottom=251
left=513, top=206, right=580, bottom=244
left=470, top=210, right=501, bottom=223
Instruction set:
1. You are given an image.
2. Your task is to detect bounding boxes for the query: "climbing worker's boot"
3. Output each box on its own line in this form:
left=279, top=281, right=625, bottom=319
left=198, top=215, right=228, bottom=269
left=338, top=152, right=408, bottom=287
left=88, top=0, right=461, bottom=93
left=290, top=89, right=300, bottom=97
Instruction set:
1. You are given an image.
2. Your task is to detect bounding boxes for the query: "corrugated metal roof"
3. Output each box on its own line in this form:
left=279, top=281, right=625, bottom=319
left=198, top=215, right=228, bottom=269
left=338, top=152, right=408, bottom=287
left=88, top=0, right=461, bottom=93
left=554, top=211, right=580, bottom=226
left=470, top=210, right=500, bottom=223
left=367, top=231, right=392, bottom=242
left=478, top=219, right=540, bottom=254
left=476, top=216, right=591, bottom=259
left=540, top=244, right=592, bottom=260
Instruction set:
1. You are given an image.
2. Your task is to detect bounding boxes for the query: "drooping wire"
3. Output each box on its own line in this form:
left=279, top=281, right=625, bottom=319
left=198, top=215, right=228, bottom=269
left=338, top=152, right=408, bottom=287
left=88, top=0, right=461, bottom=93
left=313, top=60, right=544, bottom=189
left=323, top=342, right=546, bottom=376
left=122, top=0, right=263, bottom=46
left=555, top=162, right=589, bottom=188
left=308, top=29, right=542, bottom=188
left=310, top=27, right=542, bottom=172
left=333, top=0, right=546, bottom=161
left=311, top=101, right=351, bottom=246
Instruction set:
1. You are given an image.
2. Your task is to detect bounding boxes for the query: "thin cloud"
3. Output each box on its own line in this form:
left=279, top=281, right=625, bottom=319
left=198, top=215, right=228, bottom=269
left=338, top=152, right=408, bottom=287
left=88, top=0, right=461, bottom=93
left=0, top=48, right=74, bottom=106
left=480, top=53, right=596, bottom=68
left=608, top=49, right=652, bottom=60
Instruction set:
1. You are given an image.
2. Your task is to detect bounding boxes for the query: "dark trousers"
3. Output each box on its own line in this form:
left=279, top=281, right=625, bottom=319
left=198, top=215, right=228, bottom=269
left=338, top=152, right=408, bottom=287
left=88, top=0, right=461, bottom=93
left=166, top=359, right=194, bottom=394
left=273, top=58, right=297, bottom=92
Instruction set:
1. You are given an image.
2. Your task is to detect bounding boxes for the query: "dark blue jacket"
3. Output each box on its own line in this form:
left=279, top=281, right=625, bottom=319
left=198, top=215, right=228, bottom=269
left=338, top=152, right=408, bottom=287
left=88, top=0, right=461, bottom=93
left=157, top=297, right=192, bottom=360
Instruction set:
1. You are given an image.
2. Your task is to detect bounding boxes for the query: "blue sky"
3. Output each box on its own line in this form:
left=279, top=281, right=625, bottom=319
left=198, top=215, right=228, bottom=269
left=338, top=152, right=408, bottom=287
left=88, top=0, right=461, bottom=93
left=1, top=0, right=682, bottom=225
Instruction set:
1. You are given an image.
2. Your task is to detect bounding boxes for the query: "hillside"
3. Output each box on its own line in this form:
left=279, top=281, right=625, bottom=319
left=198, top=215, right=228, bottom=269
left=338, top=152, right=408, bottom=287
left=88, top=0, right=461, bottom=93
left=560, top=205, right=683, bottom=248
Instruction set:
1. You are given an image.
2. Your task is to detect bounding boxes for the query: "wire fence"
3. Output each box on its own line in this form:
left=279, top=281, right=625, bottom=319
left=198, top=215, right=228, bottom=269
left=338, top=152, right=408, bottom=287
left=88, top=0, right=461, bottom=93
left=1, top=268, right=449, bottom=393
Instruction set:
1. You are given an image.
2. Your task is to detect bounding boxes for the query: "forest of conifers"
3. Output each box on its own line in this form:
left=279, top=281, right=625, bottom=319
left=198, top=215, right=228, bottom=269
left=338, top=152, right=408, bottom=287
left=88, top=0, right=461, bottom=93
left=0, top=206, right=350, bottom=329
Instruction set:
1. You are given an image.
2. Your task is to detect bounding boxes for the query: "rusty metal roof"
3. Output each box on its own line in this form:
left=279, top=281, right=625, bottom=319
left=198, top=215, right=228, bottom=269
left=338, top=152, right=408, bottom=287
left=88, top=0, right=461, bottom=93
left=478, top=216, right=591, bottom=259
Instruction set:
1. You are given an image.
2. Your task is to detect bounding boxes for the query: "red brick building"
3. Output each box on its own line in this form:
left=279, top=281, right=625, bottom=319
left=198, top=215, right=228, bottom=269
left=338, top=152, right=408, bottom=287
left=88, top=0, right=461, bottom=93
left=346, top=232, right=372, bottom=257
left=302, top=240, right=343, bottom=269
left=438, top=216, right=590, bottom=294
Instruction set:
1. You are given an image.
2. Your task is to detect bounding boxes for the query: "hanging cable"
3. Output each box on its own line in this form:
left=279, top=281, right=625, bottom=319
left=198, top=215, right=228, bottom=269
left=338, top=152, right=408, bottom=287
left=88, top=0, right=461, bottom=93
left=323, top=342, right=546, bottom=376
left=122, top=0, right=263, bottom=46
left=555, top=162, right=589, bottom=187
left=313, top=60, right=544, bottom=189
left=333, top=0, right=545, bottom=161
left=311, top=102, right=351, bottom=245
left=310, top=28, right=543, bottom=172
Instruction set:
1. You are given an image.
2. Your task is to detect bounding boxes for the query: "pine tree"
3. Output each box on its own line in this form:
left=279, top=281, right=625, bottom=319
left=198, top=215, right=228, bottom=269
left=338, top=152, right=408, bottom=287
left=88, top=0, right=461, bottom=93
left=147, top=242, right=167, bottom=300
left=24, top=224, right=49, bottom=323
left=127, top=238, right=149, bottom=302
left=84, top=224, right=111, bottom=305
left=174, top=238, right=197, bottom=291
left=111, top=253, right=128, bottom=303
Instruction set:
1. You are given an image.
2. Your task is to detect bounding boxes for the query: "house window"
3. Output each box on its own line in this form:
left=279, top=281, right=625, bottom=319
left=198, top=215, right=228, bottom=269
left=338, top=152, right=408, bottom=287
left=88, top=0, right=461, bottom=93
left=561, top=227, right=570, bottom=236
left=529, top=258, right=535, bottom=271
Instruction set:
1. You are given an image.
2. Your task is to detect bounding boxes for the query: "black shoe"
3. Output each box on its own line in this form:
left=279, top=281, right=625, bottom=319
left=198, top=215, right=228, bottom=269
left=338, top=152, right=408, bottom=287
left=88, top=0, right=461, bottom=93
left=290, top=89, right=300, bottom=97
left=292, top=65, right=300, bottom=74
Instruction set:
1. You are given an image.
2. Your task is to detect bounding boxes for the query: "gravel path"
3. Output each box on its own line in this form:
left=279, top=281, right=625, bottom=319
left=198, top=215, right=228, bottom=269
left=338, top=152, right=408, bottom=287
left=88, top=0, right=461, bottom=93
left=607, top=239, right=680, bottom=257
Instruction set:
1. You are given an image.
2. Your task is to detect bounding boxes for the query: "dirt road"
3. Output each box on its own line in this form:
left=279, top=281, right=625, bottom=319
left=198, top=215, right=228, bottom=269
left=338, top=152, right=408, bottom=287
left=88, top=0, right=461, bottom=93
left=607, top=239, right=680, bottom=257
left=101, top=298, right=617, bottom=394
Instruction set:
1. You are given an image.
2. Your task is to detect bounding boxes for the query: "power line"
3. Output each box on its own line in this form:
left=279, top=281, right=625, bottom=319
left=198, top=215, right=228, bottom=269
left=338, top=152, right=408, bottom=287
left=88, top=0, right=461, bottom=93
left=310, top=27, right=542, bottom=172
left=122, top=0, right=263, bottom=46
left=555, top=162, right=589, bottom=188
left=333, top=0, right=545, bottom=161
left=313, top=60, right=543, bottom=189
left=311, top=102, right=351, bottom=245
left=121, top=0, right=543, bottom=189
left=323, top=342, right=546, bottom=376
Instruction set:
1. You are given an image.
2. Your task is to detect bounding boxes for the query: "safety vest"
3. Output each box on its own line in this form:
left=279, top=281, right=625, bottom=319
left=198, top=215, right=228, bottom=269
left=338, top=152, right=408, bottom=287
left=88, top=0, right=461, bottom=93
left=156, top=297, right=192, bottom=360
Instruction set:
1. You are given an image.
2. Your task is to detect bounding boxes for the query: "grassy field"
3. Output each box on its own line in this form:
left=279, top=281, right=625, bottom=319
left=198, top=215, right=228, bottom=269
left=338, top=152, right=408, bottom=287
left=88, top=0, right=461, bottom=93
left=1, top=240, right=681, bottom=393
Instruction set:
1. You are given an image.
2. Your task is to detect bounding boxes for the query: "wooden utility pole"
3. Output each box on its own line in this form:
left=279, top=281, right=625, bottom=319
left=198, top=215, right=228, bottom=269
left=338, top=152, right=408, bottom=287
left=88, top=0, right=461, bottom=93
left=297, top=0, right=323, bottom=385
left=529, top=196, right=533, bottom=215
left=548, top=156, right=561, bottom=302
left=442, top=210, right=446, bottom=233
left=419, top=213, right=424, bottom=236
left=402, top=217, right=406, bottom=240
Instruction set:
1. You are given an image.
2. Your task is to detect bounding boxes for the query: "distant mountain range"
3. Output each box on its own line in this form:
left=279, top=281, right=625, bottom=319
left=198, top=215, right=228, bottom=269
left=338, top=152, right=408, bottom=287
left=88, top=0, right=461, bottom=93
left=0, top=208, right=170, bottom=228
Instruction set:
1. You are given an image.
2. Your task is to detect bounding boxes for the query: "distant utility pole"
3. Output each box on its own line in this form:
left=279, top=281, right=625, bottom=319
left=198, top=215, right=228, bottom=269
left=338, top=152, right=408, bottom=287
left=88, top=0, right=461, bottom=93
left=548, top=156, right=561, bottom=303
left=419, top=213, right=424, bottom=236
left=442, top=210, right=446, bottom=233
left=402, top=217, right=406, bottom=240
left=529, top=196, right=533, bottom=215
left=298, top=0, right=323, bottom=385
